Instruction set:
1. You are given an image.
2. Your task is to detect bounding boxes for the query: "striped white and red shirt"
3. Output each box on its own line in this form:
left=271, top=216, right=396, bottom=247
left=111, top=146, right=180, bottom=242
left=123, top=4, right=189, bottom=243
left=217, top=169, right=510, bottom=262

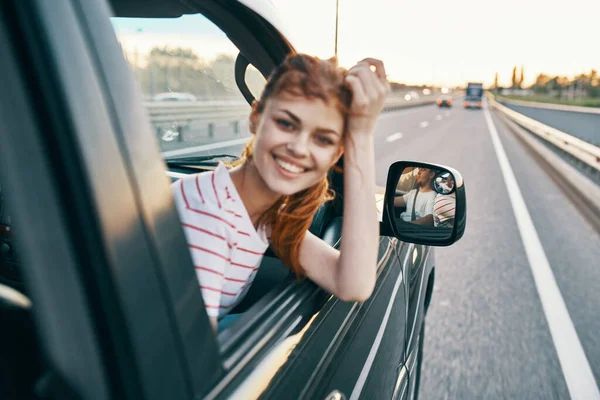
left=433, top=193, right=456, bottom=226
left=171, top=163, right=269, bottom=318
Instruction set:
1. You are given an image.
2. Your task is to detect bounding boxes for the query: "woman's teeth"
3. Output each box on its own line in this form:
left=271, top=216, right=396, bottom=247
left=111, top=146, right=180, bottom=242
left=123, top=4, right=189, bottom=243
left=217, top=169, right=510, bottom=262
left=275, top=157, right=306, bottom=173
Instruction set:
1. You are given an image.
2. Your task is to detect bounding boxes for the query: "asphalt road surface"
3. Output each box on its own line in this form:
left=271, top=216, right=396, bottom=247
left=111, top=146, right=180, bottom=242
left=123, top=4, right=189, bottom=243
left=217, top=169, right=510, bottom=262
left=160, top=101, right=600, bottom=399
left=373, top=102, right=600, bottom=399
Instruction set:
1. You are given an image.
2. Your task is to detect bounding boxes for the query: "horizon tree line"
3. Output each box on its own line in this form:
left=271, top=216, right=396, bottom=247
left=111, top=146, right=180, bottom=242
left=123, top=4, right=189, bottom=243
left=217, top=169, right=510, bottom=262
left=494, top=65, right=599, bottom=98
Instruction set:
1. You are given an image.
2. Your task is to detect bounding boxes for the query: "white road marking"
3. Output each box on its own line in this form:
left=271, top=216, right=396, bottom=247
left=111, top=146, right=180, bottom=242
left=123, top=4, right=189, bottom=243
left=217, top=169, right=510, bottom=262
left=435, top=115, right=443, bottom=120
left=419, top=121, right=429, bottom=128
left=386, top=132, right=404, bottom=142
left=161, top=137, right=251, bottom=158
left=484, top=104, right=600, bottom=400
left=444, top=111, right=451, bottom=117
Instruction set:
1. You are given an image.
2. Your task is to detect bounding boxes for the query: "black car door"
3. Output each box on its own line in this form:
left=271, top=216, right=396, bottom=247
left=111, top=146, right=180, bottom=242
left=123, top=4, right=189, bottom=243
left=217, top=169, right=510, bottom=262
left=241, top=236, right=408, bottom=400
left=401, top=241, right=433, bottom=399
left=0, top=0, right=221, bottom=398
left=404, top=244, right=429, bottom=353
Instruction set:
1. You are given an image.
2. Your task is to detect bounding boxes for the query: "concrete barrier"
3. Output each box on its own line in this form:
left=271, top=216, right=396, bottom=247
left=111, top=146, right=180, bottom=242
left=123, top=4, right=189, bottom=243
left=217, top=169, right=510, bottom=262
left=490, top=97, right=600, bottom=173
left=496, top=96, right=600, bottom=115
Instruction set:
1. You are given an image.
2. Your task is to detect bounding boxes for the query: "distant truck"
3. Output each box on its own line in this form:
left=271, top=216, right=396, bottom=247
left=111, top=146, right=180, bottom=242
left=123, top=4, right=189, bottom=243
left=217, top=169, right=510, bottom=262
left=464, top=82, right=483, bottom=109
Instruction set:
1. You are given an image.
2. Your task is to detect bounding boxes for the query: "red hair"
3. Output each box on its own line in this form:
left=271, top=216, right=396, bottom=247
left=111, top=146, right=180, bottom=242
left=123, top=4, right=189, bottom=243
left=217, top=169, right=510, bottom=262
left=234, top=54, right=351, bottom=277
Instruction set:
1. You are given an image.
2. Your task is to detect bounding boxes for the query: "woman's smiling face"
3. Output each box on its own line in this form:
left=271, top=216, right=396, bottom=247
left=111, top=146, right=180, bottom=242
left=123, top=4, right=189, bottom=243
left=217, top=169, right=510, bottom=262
left=250, top=94, right=345, bottom=196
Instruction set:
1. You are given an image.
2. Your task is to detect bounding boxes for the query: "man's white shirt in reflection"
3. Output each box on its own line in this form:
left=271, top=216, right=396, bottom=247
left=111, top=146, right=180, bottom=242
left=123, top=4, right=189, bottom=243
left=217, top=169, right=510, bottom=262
left=400, top=189, right=436, bottom=222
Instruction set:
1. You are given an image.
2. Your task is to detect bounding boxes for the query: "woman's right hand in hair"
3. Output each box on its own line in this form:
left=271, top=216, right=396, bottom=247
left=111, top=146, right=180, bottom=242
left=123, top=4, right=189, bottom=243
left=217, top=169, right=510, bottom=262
left=344, top=58, right=391, bottom=137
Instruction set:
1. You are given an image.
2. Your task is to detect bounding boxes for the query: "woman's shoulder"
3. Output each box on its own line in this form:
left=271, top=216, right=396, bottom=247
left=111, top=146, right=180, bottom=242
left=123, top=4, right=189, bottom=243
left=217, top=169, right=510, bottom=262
left=172, top=169, right=223, bottom=211
left=434, top=193, right=455, bottom=203
left=187, top=168, right=218, bottom=185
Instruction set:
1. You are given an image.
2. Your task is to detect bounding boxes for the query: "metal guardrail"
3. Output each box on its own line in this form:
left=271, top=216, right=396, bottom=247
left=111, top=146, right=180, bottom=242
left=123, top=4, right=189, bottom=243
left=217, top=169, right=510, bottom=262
left=490, top=97, right=600, bottom=172
left=145, top=93, right=439, bottom=127
left=157, top=91, right=456, bottom=156
left=496, top=97, right=600, bottom=115
left=145, top=100, right=250, bottom=124
left=382, top=93, right=438, bottom=111
left=493, top=96, right=600, bottom=233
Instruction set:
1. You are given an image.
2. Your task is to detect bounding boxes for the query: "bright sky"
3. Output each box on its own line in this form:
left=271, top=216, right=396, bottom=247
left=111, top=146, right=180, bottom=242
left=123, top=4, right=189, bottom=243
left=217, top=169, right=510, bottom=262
left=112, top=0, right=600, bottom=88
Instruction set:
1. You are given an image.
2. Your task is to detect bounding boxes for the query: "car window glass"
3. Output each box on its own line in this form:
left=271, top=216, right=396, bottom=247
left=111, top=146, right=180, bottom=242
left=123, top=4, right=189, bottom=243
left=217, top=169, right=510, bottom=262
left=110, top=14, right=266, bottom=158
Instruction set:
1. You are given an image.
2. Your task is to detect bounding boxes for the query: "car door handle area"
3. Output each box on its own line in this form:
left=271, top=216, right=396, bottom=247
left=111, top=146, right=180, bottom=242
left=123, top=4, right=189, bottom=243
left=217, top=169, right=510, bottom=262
left=325, top=390, right=347, bottom=400
left=392, top=365, right=410, bottom=400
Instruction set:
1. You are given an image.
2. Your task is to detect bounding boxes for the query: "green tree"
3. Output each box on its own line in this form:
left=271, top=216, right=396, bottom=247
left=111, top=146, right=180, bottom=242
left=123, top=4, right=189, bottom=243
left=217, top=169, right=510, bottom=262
left=589, top=69, right=599, bottom=98
left=511, top=66, right=517, bottom=89
left=519, top=65, right=525, bottom=88
left=136, top=47, right=239, bottom=100
left=533, top=73, right=550, bottom=94
left=590, top=69, right=598, bottom=85
left=211, top=54, right=237, bottom=94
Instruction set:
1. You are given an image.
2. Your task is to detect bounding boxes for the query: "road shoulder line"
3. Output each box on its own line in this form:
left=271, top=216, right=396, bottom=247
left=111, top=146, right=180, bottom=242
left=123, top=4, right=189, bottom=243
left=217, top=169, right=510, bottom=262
left=484, top=103, right=600, bottom=400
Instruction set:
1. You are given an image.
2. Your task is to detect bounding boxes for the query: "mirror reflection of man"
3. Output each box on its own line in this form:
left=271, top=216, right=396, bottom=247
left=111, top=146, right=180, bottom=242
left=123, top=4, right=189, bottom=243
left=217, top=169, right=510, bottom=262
left=394, top=168, right=437, bottom=226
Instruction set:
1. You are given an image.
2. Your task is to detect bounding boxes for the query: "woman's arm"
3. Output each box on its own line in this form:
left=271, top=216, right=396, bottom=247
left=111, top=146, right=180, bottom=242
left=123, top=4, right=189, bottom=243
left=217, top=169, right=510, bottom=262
left=300, top=136, right=378, bottom=301
left=300, top=58, right=389, bottom=302
left=338, top=133, right=379, bottom=299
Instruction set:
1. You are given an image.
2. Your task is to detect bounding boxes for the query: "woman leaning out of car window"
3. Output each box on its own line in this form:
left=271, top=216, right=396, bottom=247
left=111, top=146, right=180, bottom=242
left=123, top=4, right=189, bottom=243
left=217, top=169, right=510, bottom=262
left=171, top=54, right=390, bottom=332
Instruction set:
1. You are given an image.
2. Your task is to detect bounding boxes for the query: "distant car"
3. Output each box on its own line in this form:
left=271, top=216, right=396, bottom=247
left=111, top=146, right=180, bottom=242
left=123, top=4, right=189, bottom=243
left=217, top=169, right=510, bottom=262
left=152, top=92, right=198, bottom=102
left=437, top=95, right=452, bottom=107
left=408, top=90, right=420, bottom=99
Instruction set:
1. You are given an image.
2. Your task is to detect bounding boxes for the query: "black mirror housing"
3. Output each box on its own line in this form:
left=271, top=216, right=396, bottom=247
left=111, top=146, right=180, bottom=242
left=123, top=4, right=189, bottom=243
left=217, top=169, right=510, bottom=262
left=381, top=160, right=466, bottom=246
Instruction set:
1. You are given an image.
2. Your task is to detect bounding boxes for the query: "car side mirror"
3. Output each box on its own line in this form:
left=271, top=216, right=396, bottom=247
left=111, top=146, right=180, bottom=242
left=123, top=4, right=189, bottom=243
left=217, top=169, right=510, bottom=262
left=380, top=161, right=466, bottom=246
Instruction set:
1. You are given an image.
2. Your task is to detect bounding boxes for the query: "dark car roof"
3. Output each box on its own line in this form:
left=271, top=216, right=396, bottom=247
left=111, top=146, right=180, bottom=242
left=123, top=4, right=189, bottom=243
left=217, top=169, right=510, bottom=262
left=109, top=0, right=298, bottom=45
left=110, top=0, right=209, bottom=17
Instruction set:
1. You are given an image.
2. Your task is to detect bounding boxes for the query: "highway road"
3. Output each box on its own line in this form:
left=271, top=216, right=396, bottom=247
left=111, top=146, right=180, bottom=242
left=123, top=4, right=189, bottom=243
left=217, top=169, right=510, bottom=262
left=373, top=102, right=600, bottom=399
left=161, top=101, right=600, bottom=399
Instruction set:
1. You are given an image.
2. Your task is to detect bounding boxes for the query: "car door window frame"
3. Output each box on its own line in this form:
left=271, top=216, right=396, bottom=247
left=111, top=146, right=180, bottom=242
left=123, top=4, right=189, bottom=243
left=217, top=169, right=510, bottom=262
left=1, top=0, right=221, bottom=398
left=0, top=7, right=114, bottom=400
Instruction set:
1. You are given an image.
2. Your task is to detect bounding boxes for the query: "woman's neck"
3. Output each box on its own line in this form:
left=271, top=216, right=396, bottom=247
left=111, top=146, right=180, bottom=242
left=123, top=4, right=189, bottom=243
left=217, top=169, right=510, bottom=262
left=229, top=161, right=281, bottom=227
